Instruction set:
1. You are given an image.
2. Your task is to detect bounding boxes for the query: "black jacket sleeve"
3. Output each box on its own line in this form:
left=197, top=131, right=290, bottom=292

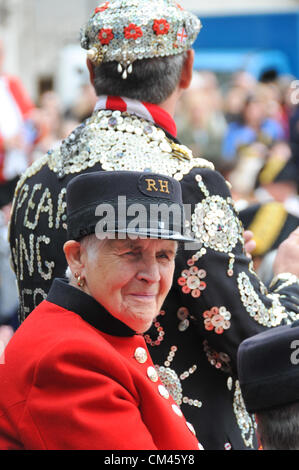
left=171, top=167, right=299, bottom=375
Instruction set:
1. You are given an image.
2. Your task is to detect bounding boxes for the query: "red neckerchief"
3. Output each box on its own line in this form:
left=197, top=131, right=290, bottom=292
left=94, top=95, right=177, bottom=138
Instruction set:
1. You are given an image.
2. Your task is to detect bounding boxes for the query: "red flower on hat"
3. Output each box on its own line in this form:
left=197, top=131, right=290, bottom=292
left=176, top=2, right=184, bottom=10
left=98, top=28, right=114, bottom=45
left=124, top=23, right=143, bottom=40
left=153, top=19, right=170, bottom=35
left=95, top=2, right=109, bottom=14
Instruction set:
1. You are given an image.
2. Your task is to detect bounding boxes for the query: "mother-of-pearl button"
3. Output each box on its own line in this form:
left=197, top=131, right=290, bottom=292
left=134, top=347, right=147, bottom=364
left=171, top=403, right=183, bottom=417
left=158, top=384, right=169, bottom=399
left=147, top=366, right=159, bottom=382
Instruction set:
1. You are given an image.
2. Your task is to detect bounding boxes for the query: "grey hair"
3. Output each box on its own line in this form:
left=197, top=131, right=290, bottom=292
left=65, top=235, right=105, bottom=282
left=92, top=52, right=188, bottom=104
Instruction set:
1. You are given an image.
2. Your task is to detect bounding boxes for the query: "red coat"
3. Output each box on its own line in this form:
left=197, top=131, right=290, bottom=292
left=0, top=279, right=201, bottom=450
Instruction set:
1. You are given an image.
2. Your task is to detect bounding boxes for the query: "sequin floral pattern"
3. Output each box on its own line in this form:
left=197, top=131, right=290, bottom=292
left=124, top=23, right=143, bottom=40
left=153, top=19, right=170, bottom=35
left=178, top=266, right=207, bottom=299
left=203, top=306, right=231, bottom=334
left=98, top=28, right=114, bottom=45
left=191, top=174, right=244, bottom=277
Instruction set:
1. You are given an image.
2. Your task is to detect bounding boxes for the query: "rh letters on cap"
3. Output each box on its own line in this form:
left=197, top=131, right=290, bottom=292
left=138, top=175, right=173, bottom=199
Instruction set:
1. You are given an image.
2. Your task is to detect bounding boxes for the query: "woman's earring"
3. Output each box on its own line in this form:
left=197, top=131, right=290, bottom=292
left=75, top=272, right=85, bottom=288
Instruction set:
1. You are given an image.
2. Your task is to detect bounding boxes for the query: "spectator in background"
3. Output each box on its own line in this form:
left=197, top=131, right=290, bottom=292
left=0, top=39, right=40, bottom=207
left=176, top=70, right=227, bottom=169
left=67, top=83, right=97, bottom=123
left=222, top=92, right=285, bottom=165
left=223, top=71, right=257, bottom=124
left=30, top=90, right=80, bottom=162
left=238, top=319, right=299, bottom=450
left=226, top=141, right=268, bottom=202
left=254, top=141, right=299, bottom=215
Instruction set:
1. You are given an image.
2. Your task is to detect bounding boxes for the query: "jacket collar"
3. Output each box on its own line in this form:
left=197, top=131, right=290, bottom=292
left=94, top=95, right=177, bottom=138
left=47, top=278, right=136, bottom=337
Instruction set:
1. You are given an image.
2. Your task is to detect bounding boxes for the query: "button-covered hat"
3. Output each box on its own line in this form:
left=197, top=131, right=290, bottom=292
left=237, top=320, right=299, bottom=413
left=80, top=0, right=202, bottom=78
left=66, top=170, right=194, bottom=242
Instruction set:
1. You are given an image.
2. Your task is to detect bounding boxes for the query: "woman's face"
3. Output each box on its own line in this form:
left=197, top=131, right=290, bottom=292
left=80, top=238, right=177, bottom=334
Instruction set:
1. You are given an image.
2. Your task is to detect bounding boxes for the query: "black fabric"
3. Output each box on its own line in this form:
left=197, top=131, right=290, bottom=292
left=238, top=323, right=299, bottom=413
left=0, top=176, right=19, bottom=208
left=47, top=278, right=136, bottom=337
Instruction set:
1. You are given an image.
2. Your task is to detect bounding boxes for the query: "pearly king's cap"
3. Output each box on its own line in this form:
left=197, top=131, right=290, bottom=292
left=80, top=0, right=202, bottom=78
left=66, top=170, right=194, bottom=242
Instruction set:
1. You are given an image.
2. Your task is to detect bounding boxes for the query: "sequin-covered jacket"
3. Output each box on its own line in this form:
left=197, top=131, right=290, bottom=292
left=9, top=105, right=299, bottom=450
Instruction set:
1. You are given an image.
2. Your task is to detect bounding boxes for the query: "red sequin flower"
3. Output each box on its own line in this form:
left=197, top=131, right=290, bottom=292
left=124, top=23, right=143, bottom=40
left=98, top=28, right=114, bottom=45
left=95, top=2, right=109, bottom=14
left=153, top=19, right=170, bottom=35
left=203, top=306, right=231, bottom=335
left=178, top=265, right=207, bottom=298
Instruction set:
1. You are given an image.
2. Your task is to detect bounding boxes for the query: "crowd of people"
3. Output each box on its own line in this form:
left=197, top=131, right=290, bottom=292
left=0, top=0, right=299, bottom=451
left=176, top=68, right=299, bottom=282
left=177, top=68, right=299, bottom=197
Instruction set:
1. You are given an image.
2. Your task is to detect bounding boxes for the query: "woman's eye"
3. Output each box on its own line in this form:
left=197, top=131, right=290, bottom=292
left=157, top=253, right=170, bottom=260
left=125, top=251, right=139, bottom=257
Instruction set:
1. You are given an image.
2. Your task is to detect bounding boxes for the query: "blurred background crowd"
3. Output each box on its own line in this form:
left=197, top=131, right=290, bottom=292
left=0, top=0, right=299, bottom=345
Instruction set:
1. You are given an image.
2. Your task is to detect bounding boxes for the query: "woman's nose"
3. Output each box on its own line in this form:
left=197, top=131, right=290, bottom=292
left=136, top=260, right=161, bottom=283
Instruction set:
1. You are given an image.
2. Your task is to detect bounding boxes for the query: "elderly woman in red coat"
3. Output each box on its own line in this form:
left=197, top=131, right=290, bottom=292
left=0, top=170, right=202, bottom=450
